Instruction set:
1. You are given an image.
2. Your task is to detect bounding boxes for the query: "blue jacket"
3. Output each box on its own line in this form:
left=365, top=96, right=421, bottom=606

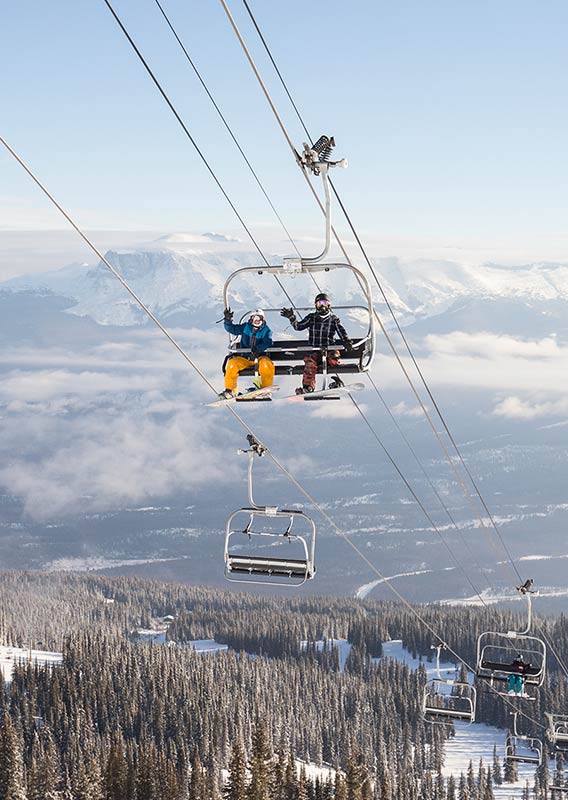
left=224, top=320, right=273, bottom=356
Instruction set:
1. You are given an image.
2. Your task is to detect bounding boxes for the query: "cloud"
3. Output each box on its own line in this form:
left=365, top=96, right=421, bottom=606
left=0, top=407, right=226, bottom=521
left=377, top=332, right=568, bottom=395
left=307, top=399, right=363, bottom=419
left=390, top=400, right=425, bottom=418
left=493, top=395, right=568, bottom=420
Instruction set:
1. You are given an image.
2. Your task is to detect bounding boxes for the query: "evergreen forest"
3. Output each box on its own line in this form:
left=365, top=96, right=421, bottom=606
left=0, top=570, right=567, bottom=799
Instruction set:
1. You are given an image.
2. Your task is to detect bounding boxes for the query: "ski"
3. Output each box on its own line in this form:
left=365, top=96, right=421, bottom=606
left=207, top=386, right=278, bottom=407
left=281, top=382, right=365, bottom=402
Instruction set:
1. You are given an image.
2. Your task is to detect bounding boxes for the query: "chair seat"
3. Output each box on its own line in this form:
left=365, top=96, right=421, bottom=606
left=227, top=554, right=312, bottom=578
left=480, top=660, right=540, bottom=677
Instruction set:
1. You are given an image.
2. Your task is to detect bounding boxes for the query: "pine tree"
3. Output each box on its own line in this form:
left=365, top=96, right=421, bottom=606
left=334, top=774, right=347, bottom=800
left=105, top=734, right=127, bottom=800
left=457, top=773, right=469, bottom=800
left=247, top=720, right=271, bottom=800
left=74, top=755, right=103, bottom=800
left=136, top=742, right=158, bottom=800
left=345, top=739, right=364, bottom=800
left=190, top=745, right=204, bottom=800
left=491, top=745, right=501, bottom=786
left=224, top=738, right=247, bottom=800
left=0, top=712, right=28, bottom=800
left=297, top=765, right=308, bottom=800
left=446, top=774, right=456, bottom=800
left=502, top=736, right=518, bottom=784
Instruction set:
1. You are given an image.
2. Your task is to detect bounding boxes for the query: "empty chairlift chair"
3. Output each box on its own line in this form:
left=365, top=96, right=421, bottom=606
left=422, top=644, right=476, bottom=725
left=505, top=713, right=543, bottom=765
left=547, top=714, right=568, bottom=753
left=224, top=435, right=316, bottom=587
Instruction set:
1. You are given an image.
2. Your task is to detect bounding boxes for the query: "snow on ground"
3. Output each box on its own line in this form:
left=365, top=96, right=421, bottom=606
left=43, top=555, right=189, bottom=572
left=442, top=587, right=568, bottom=606
left=295, top=759, right=336, bottom=783
left=0, top=645, right=62, bottom=683
left=442, top=722, right=536, bottom=799
left=300, top=638, right=352, bottom=674
left=221, top=758, right=336, bottom=788
left=355, top=568, right=453, bottom=600
left=187, top=639, right=228, bottom=654
left=379, top=639, right=459, bottom=680
left=380, top=641, right=539, bottom=798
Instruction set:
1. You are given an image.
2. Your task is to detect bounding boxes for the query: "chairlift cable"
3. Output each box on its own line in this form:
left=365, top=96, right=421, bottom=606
left=364, top=372, right=499, bottom=600
left=101, top=0, right=303, bottom=309
left=228, top=0, right=524, bottom=589
left=0, top=132, right=544, bottom=733
left=152, top=0, right=323, bottom=302
left=330, top=183, right=525, bottom=589
left=346, top=391, right=490, bottom=608
left=152, top=0, right=302, bottom=263
left=535, top=625, right=568, bottom=682
left=226, top=0, right=566, bottom=696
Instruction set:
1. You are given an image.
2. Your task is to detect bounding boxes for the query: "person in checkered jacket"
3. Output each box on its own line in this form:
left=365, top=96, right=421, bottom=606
left=281, top=293, right=352, bottom=394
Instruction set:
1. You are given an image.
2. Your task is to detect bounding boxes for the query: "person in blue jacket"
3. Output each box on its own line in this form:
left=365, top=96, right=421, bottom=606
left=219, top=308, right=274, bottom=399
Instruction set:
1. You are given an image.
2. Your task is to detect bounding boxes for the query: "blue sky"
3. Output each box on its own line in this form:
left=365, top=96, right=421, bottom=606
left=2, top=0, right=568, bottom=251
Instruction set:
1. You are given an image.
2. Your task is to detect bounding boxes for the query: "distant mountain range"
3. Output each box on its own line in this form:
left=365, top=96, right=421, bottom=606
left=3, top=234, right=568, bottom=340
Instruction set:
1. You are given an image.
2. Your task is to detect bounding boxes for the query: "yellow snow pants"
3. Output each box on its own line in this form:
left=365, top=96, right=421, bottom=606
left=224, top=356, right=275, bottom=391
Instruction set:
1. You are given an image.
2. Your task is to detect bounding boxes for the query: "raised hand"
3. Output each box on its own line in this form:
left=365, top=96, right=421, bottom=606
left=280, top=307, right=295, bottom=321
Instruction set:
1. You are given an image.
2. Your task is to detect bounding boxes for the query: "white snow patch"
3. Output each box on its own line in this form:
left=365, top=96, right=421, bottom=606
left=43, top=555, right=189, bottom=572
left=378, top=640, right=458, bottom=680
left=187, top=639, right=228, bottom=654
left=0, top=645, right=63, bottom=684
left=295, top=759, right=337, bottom=783
left=355, top=567, right=454, bottom=600
left=442, top=722, right=536, bottom=798
left=442, top=587, right=568, bottom=606
left=300, top=638, right=352, bottom=674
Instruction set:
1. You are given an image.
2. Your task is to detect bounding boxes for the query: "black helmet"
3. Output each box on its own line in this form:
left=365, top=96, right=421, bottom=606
left=314, top=293, right=331, bottom=316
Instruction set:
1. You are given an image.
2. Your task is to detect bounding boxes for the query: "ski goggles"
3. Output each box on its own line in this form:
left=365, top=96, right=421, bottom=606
left=315, top=300, right=331, bottom=309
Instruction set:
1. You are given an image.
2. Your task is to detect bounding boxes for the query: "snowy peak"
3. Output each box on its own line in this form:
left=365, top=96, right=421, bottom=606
left=376, top=257, right=568, bottom=319
left=155, top=232, right=241, bottom=245
left=4, top=236, right=568, bottom=331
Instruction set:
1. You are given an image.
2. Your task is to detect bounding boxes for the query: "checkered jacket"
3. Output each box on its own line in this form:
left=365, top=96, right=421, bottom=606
left=292, top=312, right=350, bottom=348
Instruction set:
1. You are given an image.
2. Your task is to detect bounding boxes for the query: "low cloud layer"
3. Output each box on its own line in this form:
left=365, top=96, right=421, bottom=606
left=0, top=406, right=226, bottom=520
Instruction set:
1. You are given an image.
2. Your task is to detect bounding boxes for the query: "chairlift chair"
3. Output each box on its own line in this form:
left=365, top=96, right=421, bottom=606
left=547, top=714, right=568, bottom=753
left=550, top=751, right=568, bottom=794
left=505, top=713, right=543, bottom=765
left=224, top=436, right=316, bottom=586
left=422, top=644, right=476, bottom=725
left=476, top=585, right=546, bottom=698
left=221, top=137, right=376, bottom=392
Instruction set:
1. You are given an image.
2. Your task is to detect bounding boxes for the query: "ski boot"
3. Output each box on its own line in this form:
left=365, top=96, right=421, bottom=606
left=295, top=385, right=314, bottom=396
left=328, top=376, right=344, bottom=390
left=218, top=389, right=236, bottom=400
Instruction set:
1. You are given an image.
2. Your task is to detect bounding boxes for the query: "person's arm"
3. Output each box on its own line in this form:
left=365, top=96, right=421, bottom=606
left=224, top=320, right=244, bottom=336
left=334, top=317, right=352, bottom=348
left=293, top=313, right=313, bottom=332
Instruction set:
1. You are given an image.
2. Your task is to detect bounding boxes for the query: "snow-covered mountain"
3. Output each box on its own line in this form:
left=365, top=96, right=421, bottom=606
left=1, top=233, right=405, bottom=327
left=375, top=256, right=568, bottom=318
left=4, top=233, right=568, bottom=336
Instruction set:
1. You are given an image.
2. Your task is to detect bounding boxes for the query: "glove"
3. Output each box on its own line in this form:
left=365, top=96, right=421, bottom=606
left=280, top=307, right=296, bottom=321
left=224, top=307, right=233, bottom=322
left=343, top=339, right=353, bottom=351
